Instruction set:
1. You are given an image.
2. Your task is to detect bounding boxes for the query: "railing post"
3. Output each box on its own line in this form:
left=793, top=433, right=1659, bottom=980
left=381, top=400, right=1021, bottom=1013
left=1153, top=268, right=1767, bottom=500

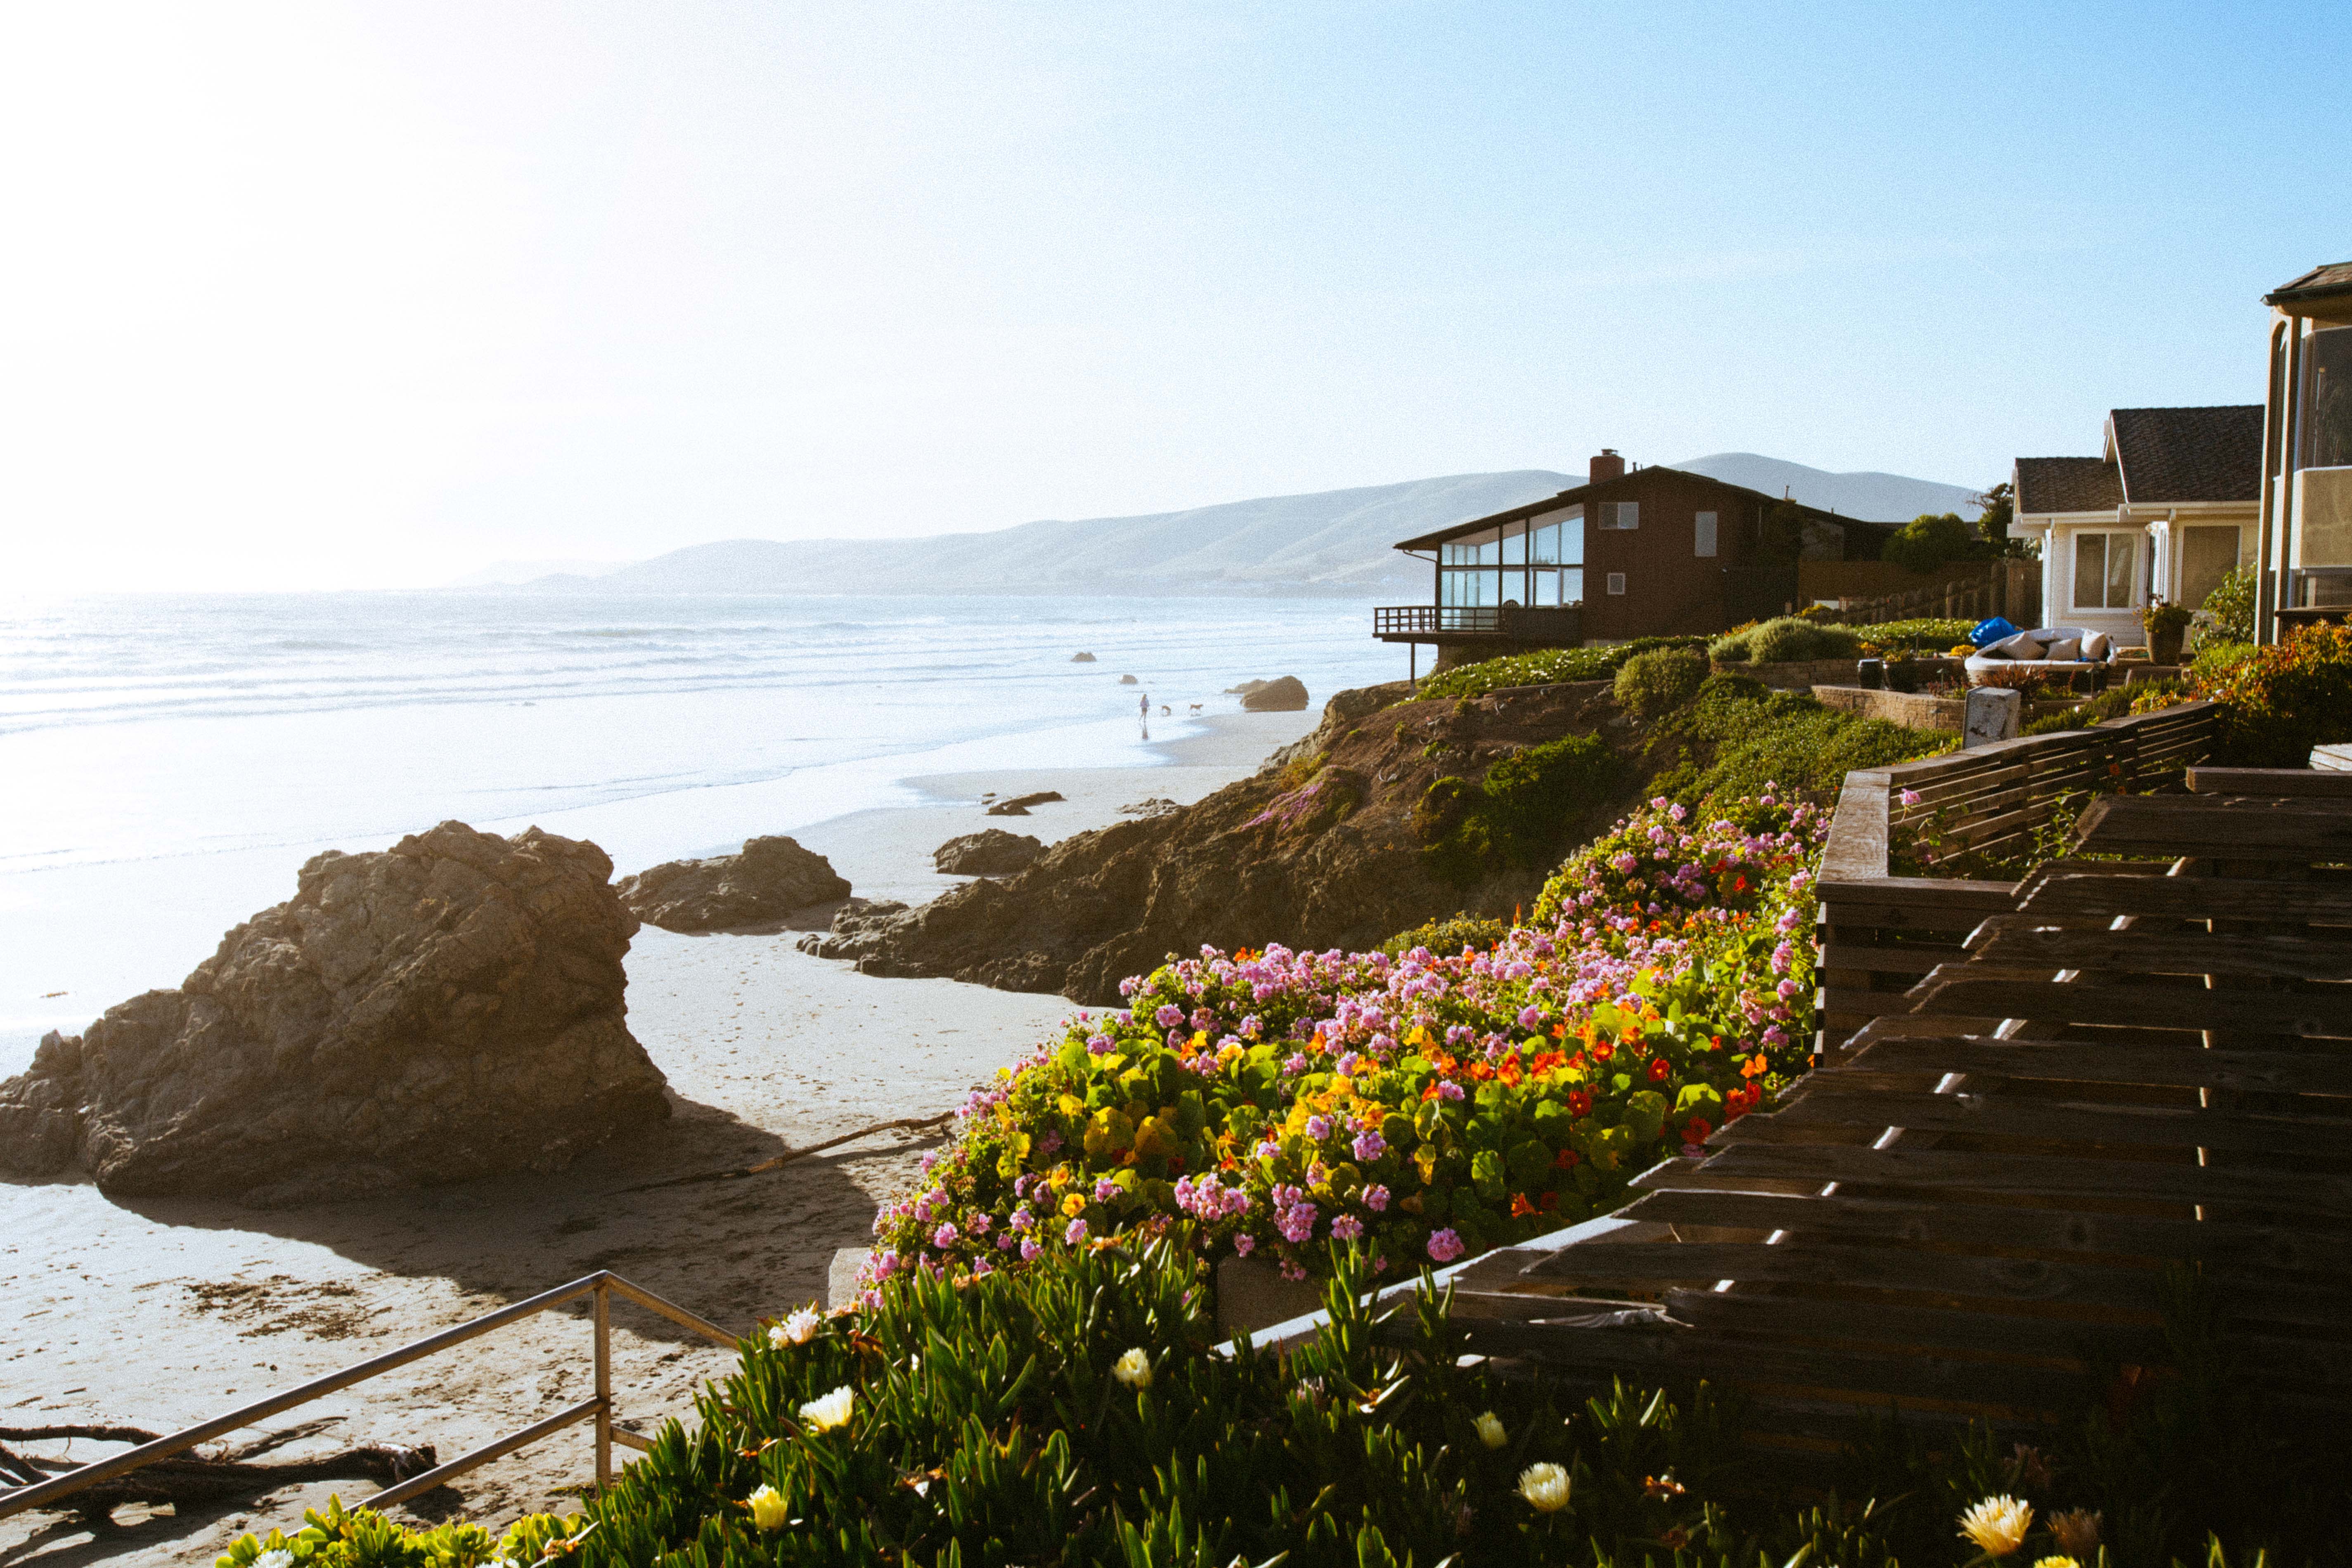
left=593, top=1278, right=612, bottom=1491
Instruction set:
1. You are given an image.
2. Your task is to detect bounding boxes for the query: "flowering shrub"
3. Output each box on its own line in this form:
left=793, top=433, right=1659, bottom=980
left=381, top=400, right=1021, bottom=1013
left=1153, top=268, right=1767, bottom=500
left=866, top=792, right=1824, bottom=1291
left=1414, top=635, right=1707, bottom=700
left=2165, top=621, right=2352, bottom=767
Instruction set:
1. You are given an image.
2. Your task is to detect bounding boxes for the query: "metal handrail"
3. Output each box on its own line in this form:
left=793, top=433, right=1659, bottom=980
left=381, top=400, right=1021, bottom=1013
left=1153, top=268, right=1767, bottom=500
left=0, top=1270, right=740, bottom=1521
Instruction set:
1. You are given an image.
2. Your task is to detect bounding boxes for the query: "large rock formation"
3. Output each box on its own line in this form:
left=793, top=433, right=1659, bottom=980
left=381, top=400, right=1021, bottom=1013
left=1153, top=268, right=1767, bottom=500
left=0, top=822, right=669, bottom=1205
left=618, top=836, right=850, bottom=932
left=934, top=829, right=1043, bottom=876
left=836, top=681, right=1633, bottom=1003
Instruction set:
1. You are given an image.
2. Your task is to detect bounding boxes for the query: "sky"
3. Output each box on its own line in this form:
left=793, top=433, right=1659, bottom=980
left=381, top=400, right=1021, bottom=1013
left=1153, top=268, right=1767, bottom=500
left=2, top=1, right=2346, bottom=592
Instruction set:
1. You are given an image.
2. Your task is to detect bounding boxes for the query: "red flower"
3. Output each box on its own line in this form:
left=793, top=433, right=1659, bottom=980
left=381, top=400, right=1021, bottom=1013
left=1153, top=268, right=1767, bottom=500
left=1566, top=1089, right=1595, bottom=1118
left=1510, top=1193, right=1536, bottom=1218
left=1538, top=1189, right=1561, bottom=1211
left=1591, top=1041, right=1615, bottom=1063
left=1646, top=1058, right=1671, bottom=1083
left=1682, top=1117, right=1711, bottom=1143
left=1553, top=1147, right=1581, bottom=1170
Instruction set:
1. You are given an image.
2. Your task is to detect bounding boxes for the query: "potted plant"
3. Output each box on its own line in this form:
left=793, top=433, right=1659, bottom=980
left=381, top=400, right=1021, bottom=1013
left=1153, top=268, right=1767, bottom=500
left=2139, top=598, right=2193, bottom=664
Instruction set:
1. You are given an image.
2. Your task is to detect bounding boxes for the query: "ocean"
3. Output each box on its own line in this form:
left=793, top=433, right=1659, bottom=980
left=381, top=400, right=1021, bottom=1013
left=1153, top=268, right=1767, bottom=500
left=0, top=591, right=1404, bottom=1069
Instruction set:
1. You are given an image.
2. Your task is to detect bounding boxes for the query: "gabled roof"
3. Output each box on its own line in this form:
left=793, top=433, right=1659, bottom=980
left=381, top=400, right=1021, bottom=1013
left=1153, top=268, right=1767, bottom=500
left=2266, top=261, right=2352, bottom=310
left=2106, top=405, right=2261, bottom=505
left=1389, top=465, right=1860, bottom=552
left=2014, top=456, right=2122, bottom=516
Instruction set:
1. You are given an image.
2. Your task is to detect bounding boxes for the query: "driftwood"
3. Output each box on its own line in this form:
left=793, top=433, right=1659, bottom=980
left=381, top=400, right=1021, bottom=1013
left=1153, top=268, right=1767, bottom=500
left=0, top=1421, right=435, bottom=1523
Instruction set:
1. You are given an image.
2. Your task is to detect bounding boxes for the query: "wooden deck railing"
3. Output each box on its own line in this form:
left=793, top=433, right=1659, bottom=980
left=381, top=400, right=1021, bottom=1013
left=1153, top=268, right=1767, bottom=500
left=1814, top=700, right=2219, bottom=1054
left=0, top=1271, right=739, bottom=1523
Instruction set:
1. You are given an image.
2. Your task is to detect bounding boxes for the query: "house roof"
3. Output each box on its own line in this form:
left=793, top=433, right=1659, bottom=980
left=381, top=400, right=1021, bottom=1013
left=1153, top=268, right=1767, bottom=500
left=2265, top=260, right=2352, bottom=310
left=2014, top=405, right=2260, bottom=517
left=2014, top=456, right=2123, bottom=516
left=2107, top=405, right=2262, bottom=504
left=1389, top=465, right=1864, bottom=552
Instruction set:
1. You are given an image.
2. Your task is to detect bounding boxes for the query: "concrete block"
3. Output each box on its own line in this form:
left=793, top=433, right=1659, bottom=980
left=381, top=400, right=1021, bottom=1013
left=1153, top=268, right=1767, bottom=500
left=827, top=1247, right=871, bottom=1309
left=1964, top=686, right=2022, bottom=749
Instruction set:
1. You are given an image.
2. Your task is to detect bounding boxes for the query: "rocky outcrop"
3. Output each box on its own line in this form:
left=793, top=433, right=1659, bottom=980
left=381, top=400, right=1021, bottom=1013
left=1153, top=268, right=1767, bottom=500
left=1259, top=681, right=1414, bottom=777
left=618, top=836, right=850, bottom=932
left=0, top=822, right=669, bottom=1204
left=840, top=681, right=1630, bottom=1003
left=1118, top=797, right=1181, bottom=818
left=985, top=791, right=1064, bottom=817
left=793, top=899, right=909, bottom=962
left=1118, top=674, right=1138, bottom=685
left=934, top=829, right=1043, bottom=876
left=1240, top=676, right=1310, bottom=712
left=1071, top=652, right=1097, bottom=662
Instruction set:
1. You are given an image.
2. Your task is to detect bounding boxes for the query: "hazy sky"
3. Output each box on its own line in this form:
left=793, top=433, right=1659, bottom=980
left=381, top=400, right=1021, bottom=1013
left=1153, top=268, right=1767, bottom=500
left=5, top=2, right=2345, bottom=592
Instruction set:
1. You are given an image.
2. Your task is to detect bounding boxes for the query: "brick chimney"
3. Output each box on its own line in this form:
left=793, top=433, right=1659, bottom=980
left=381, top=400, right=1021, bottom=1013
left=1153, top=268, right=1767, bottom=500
left=1589, top=448, right=1626, bottom=485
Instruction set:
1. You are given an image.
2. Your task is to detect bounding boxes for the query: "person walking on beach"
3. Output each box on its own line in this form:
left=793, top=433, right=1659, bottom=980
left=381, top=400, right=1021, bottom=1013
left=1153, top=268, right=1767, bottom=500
left=1138, top=691, right=1150, bottom=740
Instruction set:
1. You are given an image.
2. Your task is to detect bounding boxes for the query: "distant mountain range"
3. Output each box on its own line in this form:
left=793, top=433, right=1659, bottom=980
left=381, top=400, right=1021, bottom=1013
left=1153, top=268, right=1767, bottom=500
left=461, top=454, right=1985, bottom=599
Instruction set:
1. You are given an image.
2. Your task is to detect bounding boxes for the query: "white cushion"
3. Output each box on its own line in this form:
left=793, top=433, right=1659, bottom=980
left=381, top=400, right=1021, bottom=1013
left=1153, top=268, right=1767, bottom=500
left=1987, top=631, right=2046, bottom=659
left=2081, top=631, right=2111, bottom=661
left=2044, top=637, right=2082, bottom=662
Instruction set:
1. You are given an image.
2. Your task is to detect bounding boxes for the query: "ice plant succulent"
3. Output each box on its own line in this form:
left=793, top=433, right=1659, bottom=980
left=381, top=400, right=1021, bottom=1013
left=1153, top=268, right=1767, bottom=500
left=798, top=1384, right=855, bottom=1434
left=1959, top=1496, right=2033, bottom=1558
left=1474, top=1410, right=1507, bottom=1449
left=1111, top=1347, right=1153, bottom=1388
left=864, top=791, right=1824, bottom=1289
left=1517, top=1461, right=1571, bottom=1513
left=768, top=1307, right=822, bottom=1349
left=745, top=1483, right=792, bottom=1531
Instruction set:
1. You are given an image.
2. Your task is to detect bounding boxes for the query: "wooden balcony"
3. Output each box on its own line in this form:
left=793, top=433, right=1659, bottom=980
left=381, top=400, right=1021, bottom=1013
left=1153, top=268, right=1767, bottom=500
left=1372, top=604, right=1582, bottom=644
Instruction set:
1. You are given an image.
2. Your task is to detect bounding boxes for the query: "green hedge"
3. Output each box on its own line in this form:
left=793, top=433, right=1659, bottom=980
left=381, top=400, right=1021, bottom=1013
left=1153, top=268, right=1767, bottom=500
left=1415, top=637, right=1706, bottom=700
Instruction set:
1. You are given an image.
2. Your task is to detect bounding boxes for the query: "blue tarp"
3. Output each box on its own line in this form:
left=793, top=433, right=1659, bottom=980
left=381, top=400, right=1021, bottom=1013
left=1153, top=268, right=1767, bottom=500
left=1969, top=616, right=2019, bottom=648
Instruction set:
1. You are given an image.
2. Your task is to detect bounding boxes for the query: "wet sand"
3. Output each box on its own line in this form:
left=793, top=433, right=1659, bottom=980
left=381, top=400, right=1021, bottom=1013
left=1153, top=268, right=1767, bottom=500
left=0, top=708, right=1316, bottom=1566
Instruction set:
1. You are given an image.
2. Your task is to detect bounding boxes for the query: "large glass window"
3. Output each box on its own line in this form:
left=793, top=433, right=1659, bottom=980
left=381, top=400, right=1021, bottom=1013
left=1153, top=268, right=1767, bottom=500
left=2177, top=525, right=2239, bottom=610
left=2300, top=326, right=2352, bottom=471
left=2073, top=531, right=2139, bottom=610
left=1694, top=511, right=1718, bottom=558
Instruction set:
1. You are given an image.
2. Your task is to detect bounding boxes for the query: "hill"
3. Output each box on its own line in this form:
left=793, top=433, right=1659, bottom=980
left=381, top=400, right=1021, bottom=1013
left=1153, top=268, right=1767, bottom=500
left=499, top=456, right=1985, bottom=599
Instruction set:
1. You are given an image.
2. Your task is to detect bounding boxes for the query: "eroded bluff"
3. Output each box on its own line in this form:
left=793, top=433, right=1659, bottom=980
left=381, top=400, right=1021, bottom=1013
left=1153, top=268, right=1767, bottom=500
left=844, top=680, right=1630, bottom=1004
left=0, top=821, right=669, bottom=1204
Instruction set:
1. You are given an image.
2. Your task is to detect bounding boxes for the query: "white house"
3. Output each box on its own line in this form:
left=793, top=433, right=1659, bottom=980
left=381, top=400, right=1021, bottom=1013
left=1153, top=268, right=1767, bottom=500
left=2012, top=405, right=2261, bottom=645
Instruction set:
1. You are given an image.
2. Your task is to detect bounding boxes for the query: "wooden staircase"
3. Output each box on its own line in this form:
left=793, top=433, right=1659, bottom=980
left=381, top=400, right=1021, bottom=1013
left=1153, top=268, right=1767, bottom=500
left=1425, top=766, right=2352, bottom=1468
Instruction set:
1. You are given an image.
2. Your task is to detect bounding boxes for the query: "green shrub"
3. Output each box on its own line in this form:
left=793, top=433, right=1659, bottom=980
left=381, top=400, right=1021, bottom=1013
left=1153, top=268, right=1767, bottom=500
left=213, top=1496, right=582, bottom=1566
left=2196, top=563, right=2256, bottom=650
left=1417, top=636, right=1706, bottom=700
left=1423, top=733, right=1617, bottom=882
left=1612, top=646, right=1707, bottom=719
left=2179, top=622, right=2352, bottom=767
left=1708, top=617, right=1863, bottom=665
left=1854, top=617, right=1973, bottom=652
left=1880, top=511, right=1993, bottom=574
left=1377, top=910, right=1508, bottom=956
left=1673, top=679, right=1952, bottom=802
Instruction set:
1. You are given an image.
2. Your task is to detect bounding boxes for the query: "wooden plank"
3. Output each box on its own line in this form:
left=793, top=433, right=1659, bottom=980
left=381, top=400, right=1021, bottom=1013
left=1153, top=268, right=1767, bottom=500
left=1744, top=1089, right=2351, bottom=1158
left=1904, top=968, right=2352, bottom=1036
left=2317, top=743, right=2352, bottom=772
left=1966, top=920, right=2352, bottom=980
left=1661, top=1287, right=2170, bottom=1363
left=1512, top=1239, right=2177, bottom=1314
left=1691, top=1142, right=2352, bottom=1216
left=2187, top=769, right=2352, bottom=798
left=1620, top=1188, right=2352, bottom=1277
left=2075, top=793, right=2352, bottom=859
left=1429, top=1317, right=2096, bottom=1412
left=1828, top=1036, right=2352, bottom=1095
left=1817, top=941, right=1960, bottom=977
left=2015, top=872, right=2352, bottom=922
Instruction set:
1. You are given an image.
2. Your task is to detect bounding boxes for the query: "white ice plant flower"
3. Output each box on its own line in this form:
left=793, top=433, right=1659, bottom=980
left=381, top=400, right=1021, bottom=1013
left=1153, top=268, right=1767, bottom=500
left=746, top=1482, right=792, bottom=1530
left=1958, top=1495, right=2033, bottom=1558
left=769, top=1308, right=822, bottom=1349
left=1474, top=1411, right=1507, bottom=1449
left=253, top=1552, right=295, bottom=1568
left=798, top=1384, right=855, bottom=1433
left=1517, top=1461, right=1571, bottom=1513
left=1111, top=1348, right=1153, bottom=1389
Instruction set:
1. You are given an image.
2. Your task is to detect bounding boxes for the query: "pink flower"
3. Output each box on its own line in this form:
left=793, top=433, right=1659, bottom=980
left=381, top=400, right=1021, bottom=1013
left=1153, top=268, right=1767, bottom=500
left=1363, top=1184, right=1390, bottom=1212
left=1899, top=788, right=1922, bottom=806
left=1233, top=1234, right=1256, bottom=1256
left=1330, top=1214, right=1365, bottom=1242
left=1426, top=1228, right=1466, bottom=1263
left=931, top=1222, right=958, bottom=1249
left=1304, top=1114, right=1332, bottom=1141
left=1093, top=1176, right=1120, bottom=1203
left=1065, top=1218, right=1090, bottom=1245
left=1352, top=1130, right=1386, bottom=1161
left=1020, top=1238, right=1042, bottom=1261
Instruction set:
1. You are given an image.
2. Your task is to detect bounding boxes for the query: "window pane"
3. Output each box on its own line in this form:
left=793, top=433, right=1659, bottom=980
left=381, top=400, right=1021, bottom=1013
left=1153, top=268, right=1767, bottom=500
left=2178, top=526, right=2239, bottom=610
left=1503, top=525, right=1526, bottom=565
left=1561, top=514, right=1583, bottom=565
left=1606, top=572, right=1626, bottom=595
left=2301, top=326, right=2352, bottom=471
left=2105, top=533, right=2137, bottom=608
left=2074, top=533, right=2106, bottom=609
left=1694, top=511, right=1718, bottom=557
left=1531, top=520, right=1559, bottom=564
left=1562, top=568, right=1583, bottom=604
left=1618, top=502, right=1638, bottom=530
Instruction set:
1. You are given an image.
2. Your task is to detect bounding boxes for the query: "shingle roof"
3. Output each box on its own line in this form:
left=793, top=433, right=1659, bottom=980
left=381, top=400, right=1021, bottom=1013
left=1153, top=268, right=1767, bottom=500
left=2108, top=405, right=2262, bottom=504
left=2014, top=456, right=2122, bottom=516
left=1388, top=465, right=1850, bottom=551
left=2266, top=261, right=2352, bottom=309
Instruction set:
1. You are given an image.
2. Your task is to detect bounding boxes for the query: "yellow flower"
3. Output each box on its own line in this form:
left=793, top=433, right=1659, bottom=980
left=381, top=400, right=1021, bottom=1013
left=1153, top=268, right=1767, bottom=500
left=797, top=1384, right=854, bottom=1434
left=1473, top=1411, right=1506, bottom=1449
left=1048, top=1167, right=1072, bottom=1190
left=1111, top=1348, right=1152, bottom=1388
left=2034, top=1559, right=2080, bottom=1568
left=1958, top=1496, right=2033, bottom=1558
left=1061, top=1192, right=1086, bottom=1218
left=1517, top=1461, right=1571, bottom=1513
left=2048, top=1510, right=2101, bottom=1556
left=745, top=1483, right=791, bottom=1530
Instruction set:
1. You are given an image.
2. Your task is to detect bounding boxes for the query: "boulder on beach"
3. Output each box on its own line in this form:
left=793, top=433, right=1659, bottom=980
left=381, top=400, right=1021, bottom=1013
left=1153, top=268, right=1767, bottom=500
left=0, top=821, right=670, bottom=1204
left=1240, top=676, right=1310, bottom=712
left=1118, top=797, right=1181, bottom=818
left=1118, top=674, right=1138, bottom=685
left=985, top=790, right=1065, bottom=817
left=794, top=898, right=911, bottom=962
left=934, top=829, right=1043, bottom=876
left=618, top=836, right=850, bottom=932
left=1224, top=679, right=1267, bottom=696
left=1070, top=652, right=1096, bottom=663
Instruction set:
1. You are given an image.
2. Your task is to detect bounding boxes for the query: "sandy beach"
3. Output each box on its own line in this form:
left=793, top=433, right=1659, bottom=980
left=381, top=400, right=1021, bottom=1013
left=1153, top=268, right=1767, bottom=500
left=0, top=709, right=1318, bottom=1566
